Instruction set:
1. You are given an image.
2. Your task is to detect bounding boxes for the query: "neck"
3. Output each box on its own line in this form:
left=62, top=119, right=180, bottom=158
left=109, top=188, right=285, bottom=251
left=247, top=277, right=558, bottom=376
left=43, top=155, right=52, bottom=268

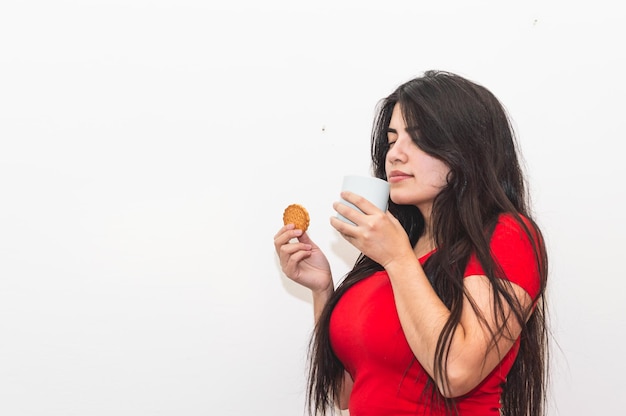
left=414, top=233, right=435, bottom=259
left=414, top=207, right=435, bottom=258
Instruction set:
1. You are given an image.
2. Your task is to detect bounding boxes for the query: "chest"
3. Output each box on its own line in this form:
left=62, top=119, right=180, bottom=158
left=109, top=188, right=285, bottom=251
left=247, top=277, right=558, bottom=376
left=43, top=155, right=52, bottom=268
left=329, top=272, right=416, bottom=375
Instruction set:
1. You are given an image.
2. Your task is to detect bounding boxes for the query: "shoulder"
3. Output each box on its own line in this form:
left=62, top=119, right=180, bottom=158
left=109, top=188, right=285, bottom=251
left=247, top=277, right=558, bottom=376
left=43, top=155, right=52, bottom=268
left=489, top=213, right=538, bottom=251
left=466, top=213, right=542, bottom=299
left=493, top=212, right=536, bottom=237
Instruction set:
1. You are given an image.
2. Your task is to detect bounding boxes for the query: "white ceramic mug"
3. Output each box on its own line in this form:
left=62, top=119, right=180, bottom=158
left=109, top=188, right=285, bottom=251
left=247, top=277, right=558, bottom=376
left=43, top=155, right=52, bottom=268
left=337, top=175, right=390, bottom=225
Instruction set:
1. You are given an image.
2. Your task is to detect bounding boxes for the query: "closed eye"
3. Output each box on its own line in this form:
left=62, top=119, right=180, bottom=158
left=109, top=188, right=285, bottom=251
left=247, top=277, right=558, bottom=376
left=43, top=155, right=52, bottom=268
left=387, top=128, right=398, bottom=149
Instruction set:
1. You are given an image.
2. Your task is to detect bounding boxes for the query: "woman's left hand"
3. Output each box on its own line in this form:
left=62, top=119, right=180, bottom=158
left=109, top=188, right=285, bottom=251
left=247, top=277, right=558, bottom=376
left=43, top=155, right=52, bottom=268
left=330, top=191, right=414, bottom=268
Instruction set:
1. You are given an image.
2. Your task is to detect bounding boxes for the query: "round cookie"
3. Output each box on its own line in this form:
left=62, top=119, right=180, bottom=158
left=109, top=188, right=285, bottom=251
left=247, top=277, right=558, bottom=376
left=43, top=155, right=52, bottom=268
left=282, top=204, right=310, bottom=232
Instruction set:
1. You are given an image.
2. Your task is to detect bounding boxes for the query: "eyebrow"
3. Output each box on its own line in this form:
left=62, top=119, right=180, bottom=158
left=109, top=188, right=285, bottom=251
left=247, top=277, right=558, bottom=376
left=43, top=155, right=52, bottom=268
left=387, top=126, right=419, bottom=134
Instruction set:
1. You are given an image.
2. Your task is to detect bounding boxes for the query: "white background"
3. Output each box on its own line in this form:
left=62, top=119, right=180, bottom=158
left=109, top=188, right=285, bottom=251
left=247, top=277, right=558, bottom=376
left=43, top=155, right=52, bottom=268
left=1, top=1, right=624, bottom=415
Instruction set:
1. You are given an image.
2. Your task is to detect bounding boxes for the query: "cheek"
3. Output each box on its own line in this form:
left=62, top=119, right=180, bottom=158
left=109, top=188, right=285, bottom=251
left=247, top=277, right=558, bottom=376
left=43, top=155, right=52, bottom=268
left=384, top=160, right=393, bottom=177
left=423, top=160, right=450, bottom=187
left=434, top=164, right=451, bottom=186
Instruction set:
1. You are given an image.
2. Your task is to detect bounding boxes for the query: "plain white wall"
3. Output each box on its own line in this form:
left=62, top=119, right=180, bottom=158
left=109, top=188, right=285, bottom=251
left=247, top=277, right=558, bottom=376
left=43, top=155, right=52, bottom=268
left=1, top=0, right=624, bottom=415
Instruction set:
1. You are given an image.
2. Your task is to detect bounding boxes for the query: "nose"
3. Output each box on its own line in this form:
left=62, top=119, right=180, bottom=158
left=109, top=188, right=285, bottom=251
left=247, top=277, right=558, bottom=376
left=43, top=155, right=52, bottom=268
left=386, top=136, right=409, bottom=164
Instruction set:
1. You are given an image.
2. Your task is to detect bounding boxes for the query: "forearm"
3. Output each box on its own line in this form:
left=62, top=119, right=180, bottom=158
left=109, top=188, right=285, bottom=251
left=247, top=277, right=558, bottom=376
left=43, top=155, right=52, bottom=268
left=337, top=370, right=353, bottom=410
left=312, top=283, right=335, bottom=323
left=385, top=258, right=489, bottom=398
left=385, top=258, right=522, bottom=397
left=312, top=282, right=353, bottom=409
left=385, top=258, right=453, bottom=379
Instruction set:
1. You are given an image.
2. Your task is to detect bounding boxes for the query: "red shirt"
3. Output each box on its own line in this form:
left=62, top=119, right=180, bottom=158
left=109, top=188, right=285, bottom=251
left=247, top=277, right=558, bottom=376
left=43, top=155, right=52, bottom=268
left=329, top=215, right=540, bottom=415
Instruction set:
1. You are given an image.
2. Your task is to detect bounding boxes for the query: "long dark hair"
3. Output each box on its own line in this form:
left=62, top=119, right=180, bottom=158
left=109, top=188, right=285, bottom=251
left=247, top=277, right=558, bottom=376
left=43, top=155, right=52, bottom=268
left=307, top=70, right=549, bottom=416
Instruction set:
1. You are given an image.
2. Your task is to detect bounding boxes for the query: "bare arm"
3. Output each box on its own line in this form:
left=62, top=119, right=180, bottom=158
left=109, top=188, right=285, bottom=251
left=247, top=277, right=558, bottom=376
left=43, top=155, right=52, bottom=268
left=337, top=370, right=354, bottom=410
left=385, top=257, right=532, bottom=397
left=311, top=285, right=333, bottom=323
left=274, top=224, right=354, bottom=406
left=331, top=193, right=534, bottom=398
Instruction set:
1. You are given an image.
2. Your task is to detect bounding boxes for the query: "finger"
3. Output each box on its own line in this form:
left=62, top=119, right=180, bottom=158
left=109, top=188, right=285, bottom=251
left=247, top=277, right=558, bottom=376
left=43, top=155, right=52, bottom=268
left=279, top=241, right=312, bottom=257
left=281, top=248, right=313, bottom=276
left=296, top=231, right=313, bottom=244
left=333, top=201, right=367, bottom=228
left=274, top=226, right=304, bottom=249
left=330, top=215, right=358, bottom=238
left=284, top=249, right=312, bottom=269
left=340, top=191, right=380, bottom=215
left=274, top=223, right=295, bottom=239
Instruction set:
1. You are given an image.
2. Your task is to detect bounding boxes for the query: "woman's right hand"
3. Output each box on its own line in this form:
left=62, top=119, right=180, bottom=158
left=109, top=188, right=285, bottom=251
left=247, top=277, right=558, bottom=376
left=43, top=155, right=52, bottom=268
left=273, top=224, right=333, bottom=294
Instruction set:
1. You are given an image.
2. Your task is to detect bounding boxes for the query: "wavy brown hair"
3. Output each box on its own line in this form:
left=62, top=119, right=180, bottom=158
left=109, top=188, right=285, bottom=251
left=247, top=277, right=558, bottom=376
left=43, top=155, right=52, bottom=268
left=306, top=70, right=549, bottom=416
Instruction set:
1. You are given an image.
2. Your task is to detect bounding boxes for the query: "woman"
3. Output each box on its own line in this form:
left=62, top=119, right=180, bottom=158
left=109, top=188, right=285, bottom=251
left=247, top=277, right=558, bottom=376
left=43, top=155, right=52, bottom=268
left=274, top=70, right=549, bottom=416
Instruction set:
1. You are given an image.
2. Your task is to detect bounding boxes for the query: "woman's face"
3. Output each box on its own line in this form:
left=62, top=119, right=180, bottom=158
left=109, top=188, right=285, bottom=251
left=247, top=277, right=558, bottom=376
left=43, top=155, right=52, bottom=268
left=385, top=103, right=450, bottom=216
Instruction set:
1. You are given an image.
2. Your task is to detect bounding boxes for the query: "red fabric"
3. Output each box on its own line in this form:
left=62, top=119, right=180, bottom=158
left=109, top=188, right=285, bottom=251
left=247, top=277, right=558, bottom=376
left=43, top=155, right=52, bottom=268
left=329, top=214, right=540, bottom=415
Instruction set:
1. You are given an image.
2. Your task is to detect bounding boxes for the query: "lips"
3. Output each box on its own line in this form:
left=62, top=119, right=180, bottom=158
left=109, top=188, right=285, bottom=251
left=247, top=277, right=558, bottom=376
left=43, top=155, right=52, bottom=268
left=388, top=170, right=412, bottom=182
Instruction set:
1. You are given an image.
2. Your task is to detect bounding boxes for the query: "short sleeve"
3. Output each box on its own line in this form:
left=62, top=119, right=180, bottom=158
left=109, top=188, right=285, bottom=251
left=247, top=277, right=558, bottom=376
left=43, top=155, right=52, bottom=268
left=465, top=214, right=541, bottom=299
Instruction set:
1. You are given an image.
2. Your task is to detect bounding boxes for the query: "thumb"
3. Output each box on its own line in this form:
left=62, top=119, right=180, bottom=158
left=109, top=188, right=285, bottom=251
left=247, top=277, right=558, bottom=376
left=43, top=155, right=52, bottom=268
left=297, top=231, right=314, bottom=245
left=385, top=210, right=401, bottom=224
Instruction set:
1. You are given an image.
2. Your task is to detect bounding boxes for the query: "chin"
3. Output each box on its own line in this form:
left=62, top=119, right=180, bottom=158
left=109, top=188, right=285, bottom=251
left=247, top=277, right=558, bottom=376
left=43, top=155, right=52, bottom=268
left=389, top=194, right=414, bottom=206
